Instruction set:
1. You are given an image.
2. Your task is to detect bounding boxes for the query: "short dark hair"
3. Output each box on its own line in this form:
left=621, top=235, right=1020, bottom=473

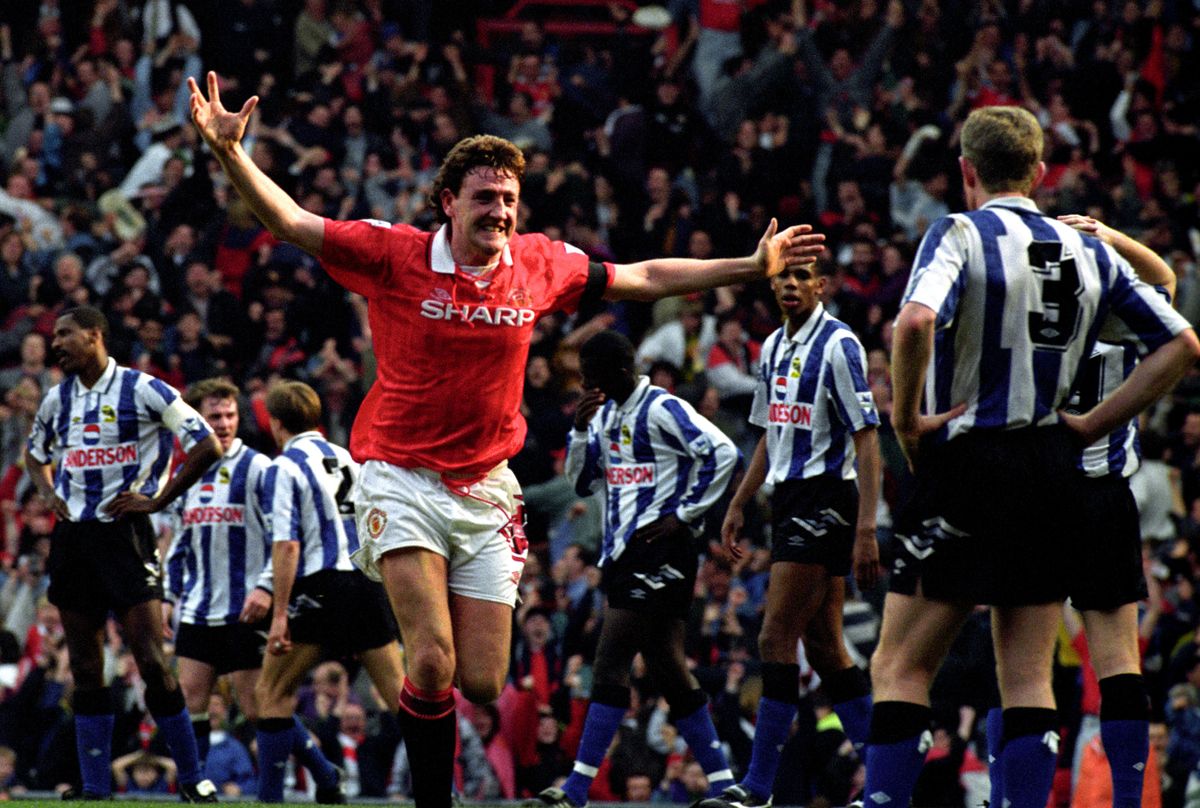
left=580, top=330, right=635, bottom=372
left=429, top=135, right=526, bottom=224
left=61, top=306, right=109, bottom=342
left=265, top=381, right=322, bottom=434
left=184, top=378, right=239, bottom=410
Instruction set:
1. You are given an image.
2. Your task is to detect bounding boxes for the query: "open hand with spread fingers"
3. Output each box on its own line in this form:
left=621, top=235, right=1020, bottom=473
left=754, top=220, right=827, bottom=279
left=187, top=70, right=258, bottom=153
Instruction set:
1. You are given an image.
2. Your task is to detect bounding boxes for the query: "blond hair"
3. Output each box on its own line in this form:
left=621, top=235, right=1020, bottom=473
left=960, top=106, right=1044, bottom=194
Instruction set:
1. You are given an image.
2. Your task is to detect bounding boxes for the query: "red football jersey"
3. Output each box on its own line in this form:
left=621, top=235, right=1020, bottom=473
left=320, top=219, right=613, bottom=477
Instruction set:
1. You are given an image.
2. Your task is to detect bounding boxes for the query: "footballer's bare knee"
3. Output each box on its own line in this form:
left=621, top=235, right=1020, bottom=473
left=254, top=671, right=290, bottom=717
left=177, top=660, right=215, bottom=713
left=406, top=638, right=456, bottom=690
left=458, top=670, right=504, bottom=705
left=758, top=614, right=803, bottom=662
left=805, top=635, right=852, bottom=678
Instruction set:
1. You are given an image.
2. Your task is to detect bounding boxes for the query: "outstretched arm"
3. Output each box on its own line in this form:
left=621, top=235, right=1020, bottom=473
left=188, top=71, right=324, bottom=255
left=607, top=220, right=825, bottom=301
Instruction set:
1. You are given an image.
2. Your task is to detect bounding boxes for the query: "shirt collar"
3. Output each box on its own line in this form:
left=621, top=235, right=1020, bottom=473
left=430, top=224, right=514, bottom=275
left=282, top=430, right=322, bottom=452
left=615, top=376, right=652, bottom=415
left=980, top=196, right=1040, bottom=213
left=74, top=357, right=118, bottom=397
left=787, top=302, right=827, bottom=345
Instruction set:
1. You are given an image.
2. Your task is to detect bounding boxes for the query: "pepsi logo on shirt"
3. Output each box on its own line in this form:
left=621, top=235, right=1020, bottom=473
left=774, top=376, right=789, bottom=400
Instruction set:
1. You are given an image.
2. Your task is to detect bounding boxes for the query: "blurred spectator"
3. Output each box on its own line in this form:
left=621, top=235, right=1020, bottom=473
left=636, top=298, right=717, bottom=383
left=112, top=750, right=174, bottom=795
left=202, top=692, right=255, bottom=797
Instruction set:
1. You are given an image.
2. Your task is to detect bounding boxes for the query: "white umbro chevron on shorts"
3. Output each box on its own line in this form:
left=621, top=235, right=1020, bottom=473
left=350, top=460, right=528, bottom=606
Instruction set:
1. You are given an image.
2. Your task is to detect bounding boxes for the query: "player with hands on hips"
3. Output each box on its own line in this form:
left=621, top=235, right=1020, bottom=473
left=24, top=306, right=221, bottom=803
left=865, top=106, right=1198, bottom=808
left=980, top=212, right=1179, bottom=808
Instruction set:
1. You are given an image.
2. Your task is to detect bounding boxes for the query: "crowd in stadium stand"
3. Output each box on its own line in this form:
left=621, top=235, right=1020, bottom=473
left=0, top=0, right=1197, bottom=803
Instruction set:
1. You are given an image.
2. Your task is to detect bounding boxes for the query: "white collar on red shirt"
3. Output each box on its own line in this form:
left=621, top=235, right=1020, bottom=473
left=430, top=224, right=514, bottom=275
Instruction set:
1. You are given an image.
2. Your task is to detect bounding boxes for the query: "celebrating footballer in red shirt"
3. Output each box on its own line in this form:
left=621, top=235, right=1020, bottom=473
left=188, top=70, right=825, bottom=808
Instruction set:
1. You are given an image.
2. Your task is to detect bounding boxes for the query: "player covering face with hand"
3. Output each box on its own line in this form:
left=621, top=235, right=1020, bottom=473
left=528, top=330, right=740, bottom=808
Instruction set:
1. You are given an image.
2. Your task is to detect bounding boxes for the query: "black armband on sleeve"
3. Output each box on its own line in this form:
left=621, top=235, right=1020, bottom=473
left=579, top=261, right=609, bottom=312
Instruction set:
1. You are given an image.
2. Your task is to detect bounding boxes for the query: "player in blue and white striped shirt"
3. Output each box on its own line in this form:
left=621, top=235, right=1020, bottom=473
left=1018, top=214, right=1177, bottom=808
left=163, top=379, right=273, bottom=767
left=253, top=381, right=404, bottom=804
left=702, top=261, right=882, bottom=808
left=24, top=306, right=221, bottom=802
left=165, top=378, right=350, bottom=800
left=528, top=331, right=738, bottom=808
left=865, top=107, right=1199, bottom=808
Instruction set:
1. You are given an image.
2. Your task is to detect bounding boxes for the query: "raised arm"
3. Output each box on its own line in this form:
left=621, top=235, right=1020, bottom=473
left=1059, top=214, right=1177, bottom=300
left=564, top=390, right=605, bottom=497
left=606, top=220, right=825, bottom=301
left=188, top=71, right=324, bottom=255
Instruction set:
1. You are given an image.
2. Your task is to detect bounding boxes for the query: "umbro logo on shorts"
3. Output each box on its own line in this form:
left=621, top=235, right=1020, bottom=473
left=286, top=593, right=322, bottom=619
left=789, top=508, right=850, bottom=539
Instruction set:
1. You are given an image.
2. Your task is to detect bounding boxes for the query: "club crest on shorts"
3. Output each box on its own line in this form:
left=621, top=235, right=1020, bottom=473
left=365, top=507, right=388, bottom=539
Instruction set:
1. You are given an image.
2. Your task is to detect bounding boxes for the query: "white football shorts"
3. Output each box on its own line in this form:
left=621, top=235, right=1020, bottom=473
left=350, top=460, right=528, bottom=606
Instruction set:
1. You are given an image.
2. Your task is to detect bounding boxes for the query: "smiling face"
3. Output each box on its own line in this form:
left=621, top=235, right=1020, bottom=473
left=443, top=167, right=520, bottom=266
left=771, top=265, right=825, bottom=332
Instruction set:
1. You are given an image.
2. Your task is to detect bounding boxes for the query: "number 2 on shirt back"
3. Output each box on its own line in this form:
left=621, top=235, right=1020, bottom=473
left=321, top=456, right=356, bottom=516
